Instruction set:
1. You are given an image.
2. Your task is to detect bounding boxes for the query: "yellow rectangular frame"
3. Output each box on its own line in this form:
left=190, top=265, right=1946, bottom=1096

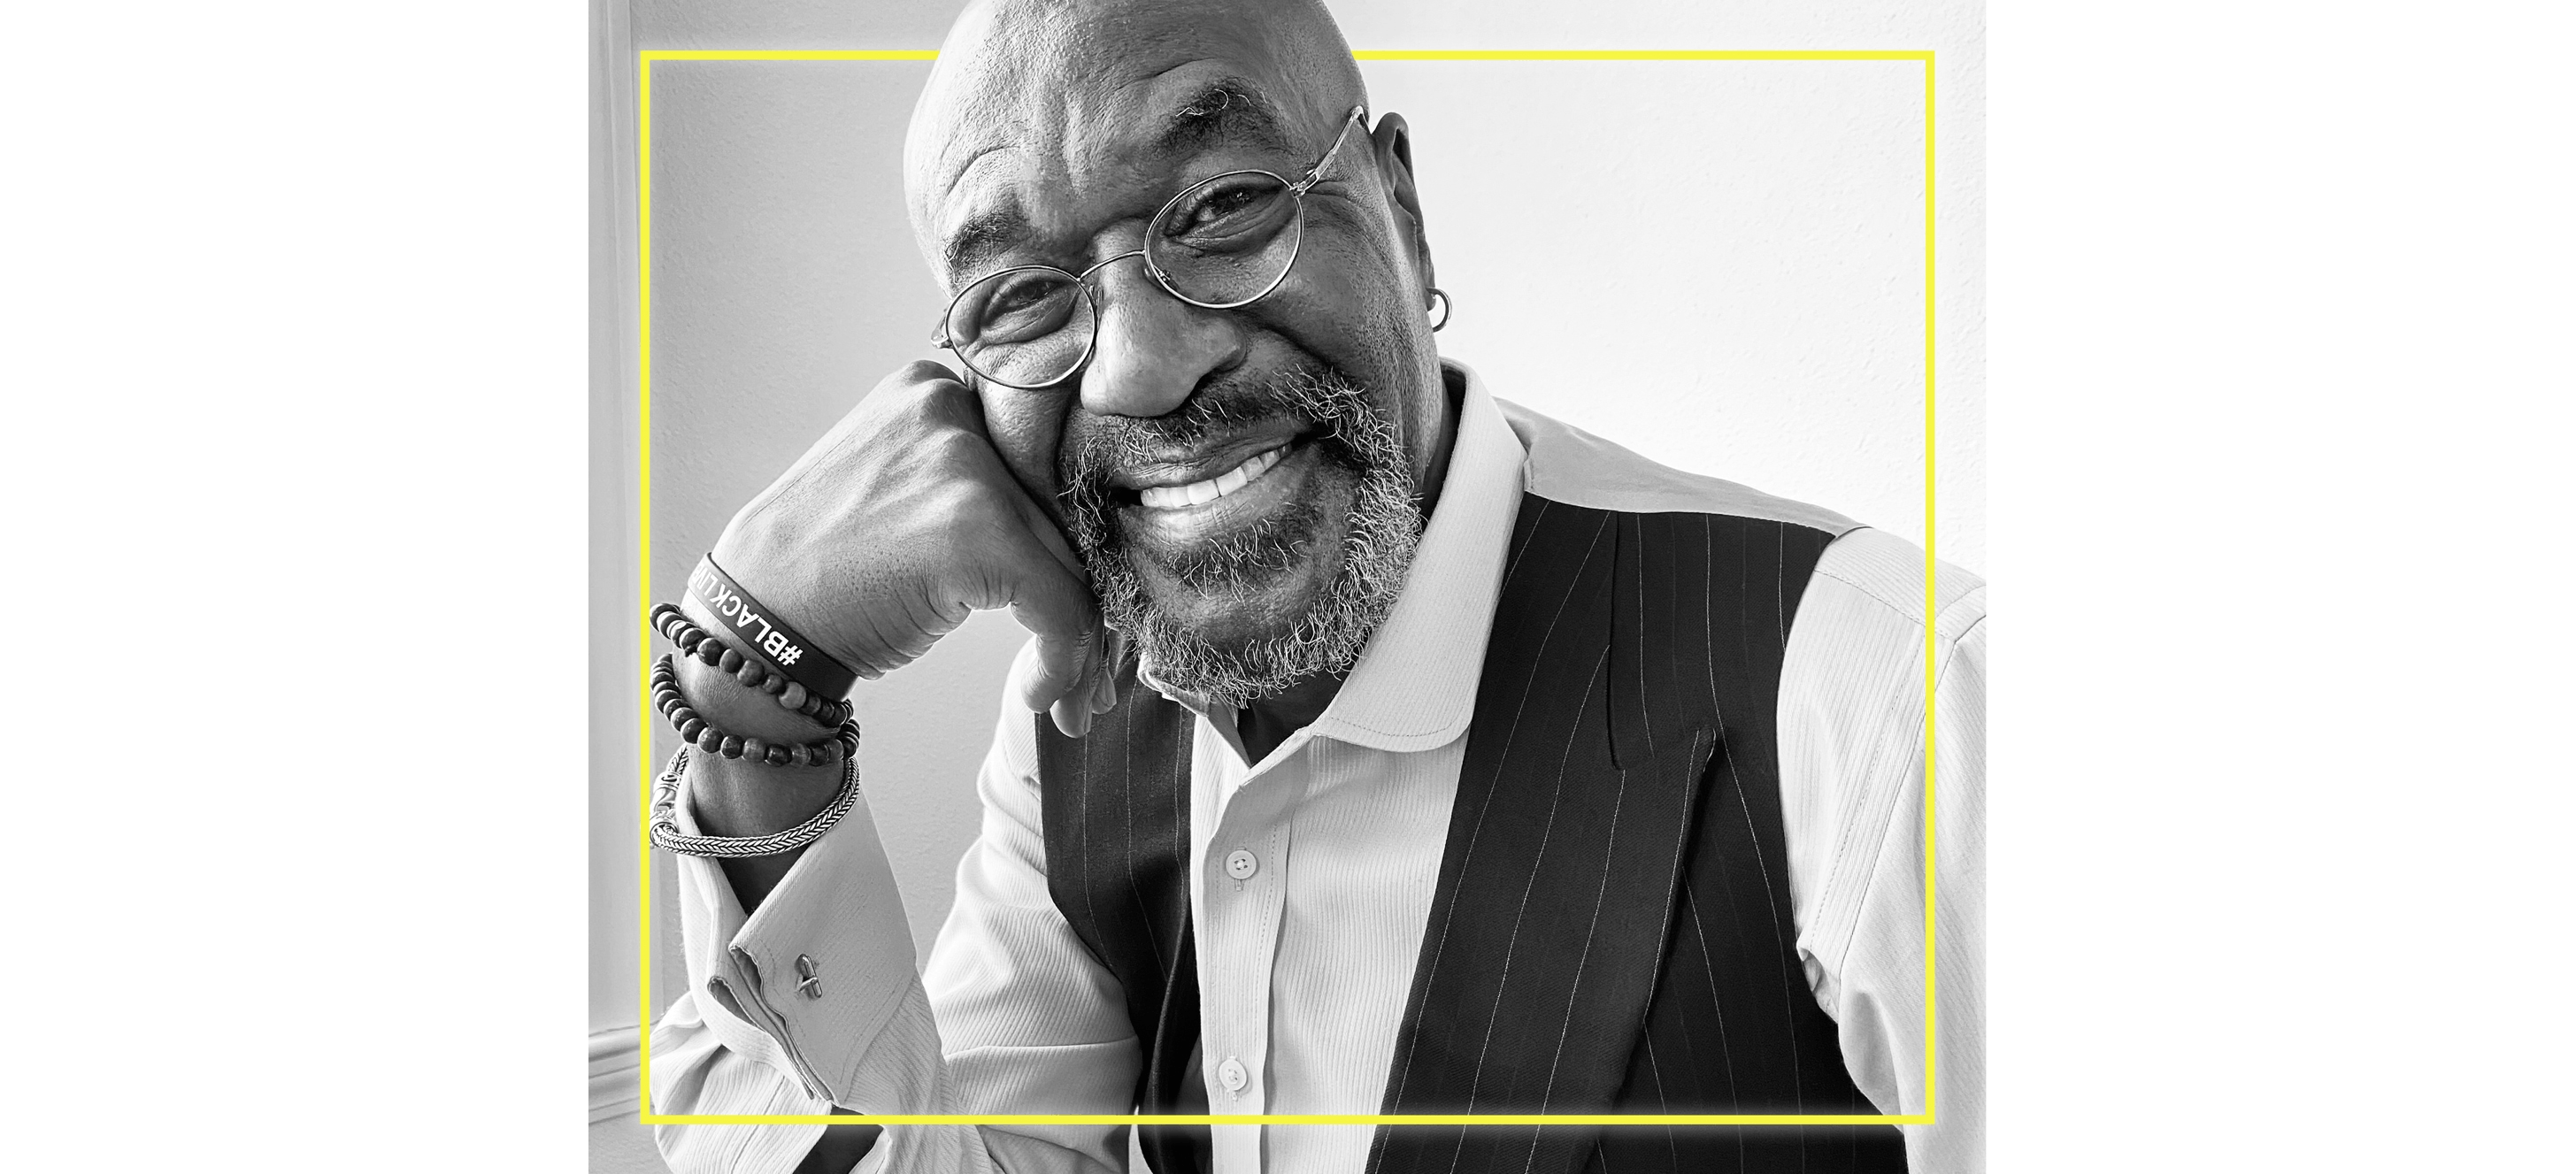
left=635, top=47, right=1940, bottom=1130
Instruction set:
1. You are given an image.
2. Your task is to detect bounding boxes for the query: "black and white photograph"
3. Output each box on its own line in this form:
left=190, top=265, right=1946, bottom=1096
left=591, top=2, right=1979, bottom=1172
left=10, top=3, right=2564, bottom=1173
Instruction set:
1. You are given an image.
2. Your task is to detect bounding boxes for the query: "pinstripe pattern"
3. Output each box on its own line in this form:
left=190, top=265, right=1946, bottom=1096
left=1036, top=682, right=1211, bottom=1174
left=1366, top=503, right=1902, bottom=1174
left=1584, top=513, right=1903, bottom=1174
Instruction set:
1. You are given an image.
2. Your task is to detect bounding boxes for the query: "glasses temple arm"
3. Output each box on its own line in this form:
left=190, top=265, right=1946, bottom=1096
left=1290, top=104, right=1371, bottom=196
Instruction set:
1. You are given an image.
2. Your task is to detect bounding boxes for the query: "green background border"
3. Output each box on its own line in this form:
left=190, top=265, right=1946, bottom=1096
left=15, top=2, right=2555, bottom=1163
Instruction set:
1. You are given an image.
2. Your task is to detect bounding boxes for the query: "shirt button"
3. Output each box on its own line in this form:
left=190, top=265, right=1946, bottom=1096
left=1225, top=848, right=1258, bottom=880
left=1218, top=1056, right=1249, bottom=1094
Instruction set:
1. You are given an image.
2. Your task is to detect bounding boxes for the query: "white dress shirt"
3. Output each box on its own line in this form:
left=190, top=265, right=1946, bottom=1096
left=650, top=363, right=1987, bottom=1174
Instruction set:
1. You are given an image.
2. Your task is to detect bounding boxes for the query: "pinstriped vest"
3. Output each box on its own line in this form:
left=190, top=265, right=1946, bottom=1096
left=1035, top=495, right=1907, bottom=1174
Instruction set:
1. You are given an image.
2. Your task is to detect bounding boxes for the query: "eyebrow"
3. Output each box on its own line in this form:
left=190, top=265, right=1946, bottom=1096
left=942, top=203, right=1032, bottom=281
left=1152, top=79, right=1296, bottom=160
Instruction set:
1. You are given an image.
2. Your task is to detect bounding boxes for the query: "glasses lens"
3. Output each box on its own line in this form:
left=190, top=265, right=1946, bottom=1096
left=1147, top=171, right=1303, bottom=308
left=945, top=267, right=1095, bottom=387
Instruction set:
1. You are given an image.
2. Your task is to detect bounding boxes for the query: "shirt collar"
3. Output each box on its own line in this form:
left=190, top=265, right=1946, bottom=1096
left=1220, top=358, right=1525, bottom=752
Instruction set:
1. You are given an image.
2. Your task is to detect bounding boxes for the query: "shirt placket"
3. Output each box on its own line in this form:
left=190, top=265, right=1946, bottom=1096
left=1190, top=718, right=1308, bottom=1172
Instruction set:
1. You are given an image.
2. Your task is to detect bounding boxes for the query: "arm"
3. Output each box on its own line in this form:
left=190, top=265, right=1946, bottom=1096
left=1778, top=531, right=1987, bottom=1172
left=651, top=649, right=1139, bottom=1173
left=648, top=364, right=1134, bottom=1171
left=682, top=361, right=1115, bottom=916
left=1837, top=608, right=1983, bottom=1173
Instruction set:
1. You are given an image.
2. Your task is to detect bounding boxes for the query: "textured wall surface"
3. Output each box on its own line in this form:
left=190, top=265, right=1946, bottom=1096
left=591, top=5, right=1980, bottom=1164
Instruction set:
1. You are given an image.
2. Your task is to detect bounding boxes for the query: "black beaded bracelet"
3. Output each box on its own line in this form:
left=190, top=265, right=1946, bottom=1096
left=652, top=655, right=859, bottom=769
left=651, top=602, right=852, bottom=727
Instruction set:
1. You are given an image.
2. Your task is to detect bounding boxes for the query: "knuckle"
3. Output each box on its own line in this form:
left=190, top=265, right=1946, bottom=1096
left=898, top=357, right=958, bottom=385
left=879, top=358, right=960, bottom=397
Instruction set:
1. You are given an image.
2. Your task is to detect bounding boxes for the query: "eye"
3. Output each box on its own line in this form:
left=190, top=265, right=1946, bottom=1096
left=1157, top=173, right=1295, bottom=254
left=958, top=270, right=1080, bottom=344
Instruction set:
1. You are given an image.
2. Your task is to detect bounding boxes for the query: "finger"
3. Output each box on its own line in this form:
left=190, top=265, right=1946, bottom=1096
left=1091, top=628, right=1127, bottom=714
left=1045, top=626, right=1102, bottom=737
left=987, top=550, right=1103, bottom=720
left=1050, top=689, right=1095, bottom=739
left=996, top=482, right=1116, bottom=719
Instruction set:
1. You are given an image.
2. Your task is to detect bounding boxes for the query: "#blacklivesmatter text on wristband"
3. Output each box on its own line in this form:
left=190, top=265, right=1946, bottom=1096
left=679, top=556, right=860, bottom=700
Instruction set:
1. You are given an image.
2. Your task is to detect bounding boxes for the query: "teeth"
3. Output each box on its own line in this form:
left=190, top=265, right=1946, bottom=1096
left=1140, top=446, right=1286, bottom=510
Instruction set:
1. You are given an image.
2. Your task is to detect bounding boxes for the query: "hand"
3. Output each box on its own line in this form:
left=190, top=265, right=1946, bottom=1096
left=709, top=361, right=1117, bottom=735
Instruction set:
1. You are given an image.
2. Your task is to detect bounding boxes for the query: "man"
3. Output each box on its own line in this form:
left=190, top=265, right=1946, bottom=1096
left=648, top=0, right=1982, bottom=1171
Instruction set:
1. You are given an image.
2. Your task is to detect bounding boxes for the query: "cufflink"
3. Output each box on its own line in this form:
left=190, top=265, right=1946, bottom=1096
left=794, top=954, right=822, bottom=1000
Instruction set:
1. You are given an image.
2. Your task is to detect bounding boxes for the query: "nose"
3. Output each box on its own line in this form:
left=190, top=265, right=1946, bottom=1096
left=1078, top=260, right=1242, bottom=419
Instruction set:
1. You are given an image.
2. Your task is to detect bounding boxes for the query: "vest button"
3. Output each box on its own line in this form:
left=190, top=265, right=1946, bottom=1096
left=1225, top=848, right=1258, bottom=880
left=1218, top=1056, right=1249, bottom=1093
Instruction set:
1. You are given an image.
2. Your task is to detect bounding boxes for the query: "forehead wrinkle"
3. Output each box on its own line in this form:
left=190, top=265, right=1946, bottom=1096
left=920, top=85, right=1069, bottom=281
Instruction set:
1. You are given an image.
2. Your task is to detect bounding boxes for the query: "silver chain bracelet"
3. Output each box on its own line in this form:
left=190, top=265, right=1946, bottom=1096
left=648, top=746, right=860, bottom=859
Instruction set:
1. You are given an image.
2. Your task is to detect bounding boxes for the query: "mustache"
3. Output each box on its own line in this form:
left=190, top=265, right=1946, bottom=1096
left=1057, top=364, right=1380, bottom=508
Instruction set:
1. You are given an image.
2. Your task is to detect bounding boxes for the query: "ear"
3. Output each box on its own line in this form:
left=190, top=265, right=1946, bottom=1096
left=1370, top=111, right=1435, bottom=311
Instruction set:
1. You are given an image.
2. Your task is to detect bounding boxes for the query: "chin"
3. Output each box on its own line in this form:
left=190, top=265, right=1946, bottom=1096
left=1130, top=528, right=1349, bottom=655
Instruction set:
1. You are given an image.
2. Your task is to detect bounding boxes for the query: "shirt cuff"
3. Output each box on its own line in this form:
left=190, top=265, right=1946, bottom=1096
left=672, top=748, right=925, bottom=1107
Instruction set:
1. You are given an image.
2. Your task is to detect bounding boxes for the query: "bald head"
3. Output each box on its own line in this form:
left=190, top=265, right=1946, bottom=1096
left=903, top=0, right=1368, bottom=280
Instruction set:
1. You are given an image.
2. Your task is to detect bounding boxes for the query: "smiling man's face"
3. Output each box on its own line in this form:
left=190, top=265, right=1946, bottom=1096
left=905, top=0, right=1447, bottom=703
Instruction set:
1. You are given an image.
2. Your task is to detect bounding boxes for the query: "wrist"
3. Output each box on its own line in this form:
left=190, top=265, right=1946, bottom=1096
left=674, top=653, right=842, bottom=744
left=680, top=744, right=848, bottom=848
left=681, top=555, right=860, bottom=700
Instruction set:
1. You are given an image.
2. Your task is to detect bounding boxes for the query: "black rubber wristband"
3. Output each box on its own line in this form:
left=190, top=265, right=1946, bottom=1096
left=680, top=555, right=860, bottom=700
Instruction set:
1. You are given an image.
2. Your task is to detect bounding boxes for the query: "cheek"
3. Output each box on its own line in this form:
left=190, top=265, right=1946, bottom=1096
left=1262, top=208, right=1442, bottom=449
left=1288, top=212, right=1407, bottom=326
left=1256, top=239, right=1416, bottom=387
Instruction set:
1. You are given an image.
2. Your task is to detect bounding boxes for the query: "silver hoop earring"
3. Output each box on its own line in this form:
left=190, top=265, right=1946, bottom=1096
left=1426, top=288, right=1451, bottom=332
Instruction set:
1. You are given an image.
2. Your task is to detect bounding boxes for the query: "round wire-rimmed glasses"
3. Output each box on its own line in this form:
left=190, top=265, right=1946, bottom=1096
left=932, top=104, right=1370, bottom=390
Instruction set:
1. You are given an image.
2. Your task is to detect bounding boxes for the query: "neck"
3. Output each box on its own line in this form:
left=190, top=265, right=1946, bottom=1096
left=1411, top=363, right=1464, bottom=518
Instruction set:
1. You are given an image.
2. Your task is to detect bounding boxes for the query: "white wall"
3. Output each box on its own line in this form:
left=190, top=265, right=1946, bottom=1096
left=590, top=2, right=1980, bottom=1166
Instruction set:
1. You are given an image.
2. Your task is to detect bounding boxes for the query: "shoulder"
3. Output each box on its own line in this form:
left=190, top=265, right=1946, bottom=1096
left=1780, top=528, right=1984, bottom=808
left=1496, top=395, right=1865, bottom=535
left=1807, top=528, right=1987, bottom=652
left=1494, top=395, right=1983, bottom=640
left=1772, top=527, right=1985, bottom=1026
left=1781, top=527, right=1983, bottom=734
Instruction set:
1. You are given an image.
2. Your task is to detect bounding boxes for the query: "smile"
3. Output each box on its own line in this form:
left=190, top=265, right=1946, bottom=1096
left=1136, top=445, right=1290, bottom=510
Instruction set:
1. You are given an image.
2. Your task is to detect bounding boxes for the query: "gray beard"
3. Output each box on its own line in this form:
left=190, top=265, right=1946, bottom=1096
left=1059, top=366, right=1424, bottom=707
